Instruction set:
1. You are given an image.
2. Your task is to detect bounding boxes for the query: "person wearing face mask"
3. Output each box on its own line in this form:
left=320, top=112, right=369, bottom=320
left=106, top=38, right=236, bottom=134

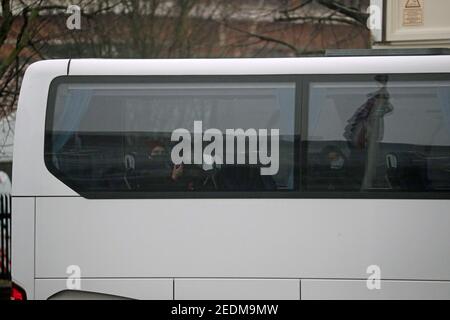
left=147, top=143, right=171, bottom=175
left=144, top=141, right=194, bottom=191
left=327, top=149, right=345, bottom=170
left=321, top=146, right=348, bottom=191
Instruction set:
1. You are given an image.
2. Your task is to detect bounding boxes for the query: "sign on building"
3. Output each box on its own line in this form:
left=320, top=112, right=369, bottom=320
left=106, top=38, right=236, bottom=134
left=372, top=0, right=450, bottom=48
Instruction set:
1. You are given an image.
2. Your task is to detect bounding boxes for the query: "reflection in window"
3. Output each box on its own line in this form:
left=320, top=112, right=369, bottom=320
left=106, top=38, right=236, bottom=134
left=306, top=77, right=450, bottom=192
left=46, top=82, right=296, bottom=195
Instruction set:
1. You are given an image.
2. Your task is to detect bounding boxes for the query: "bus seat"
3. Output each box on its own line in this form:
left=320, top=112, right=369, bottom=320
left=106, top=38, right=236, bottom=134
left=386, top=152, right=428, bottom=191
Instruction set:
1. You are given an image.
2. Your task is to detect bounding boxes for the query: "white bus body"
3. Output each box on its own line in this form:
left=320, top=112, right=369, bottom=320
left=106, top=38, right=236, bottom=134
left=12, top=56, right=450, bottom=300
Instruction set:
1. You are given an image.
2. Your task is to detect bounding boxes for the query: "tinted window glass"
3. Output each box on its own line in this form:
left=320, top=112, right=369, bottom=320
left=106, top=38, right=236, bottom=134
left=46, top=81, right=297, bottom=195
left=306, top=77, right=450, bottom=192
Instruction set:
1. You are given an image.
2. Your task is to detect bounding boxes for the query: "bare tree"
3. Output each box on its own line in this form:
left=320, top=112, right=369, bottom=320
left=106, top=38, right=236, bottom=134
left=0, top=1, right=63, bottom=162
left=224, top=0, right=370, bottom=56
left=0, top=1, right=122, bottom=162
left=0, top=1, right=125, bottom=115
left=276, top=0, right=369, bottom=26
left=45, top=0, right=241, bottom=59
left=0, top=0, right=372, bottom=160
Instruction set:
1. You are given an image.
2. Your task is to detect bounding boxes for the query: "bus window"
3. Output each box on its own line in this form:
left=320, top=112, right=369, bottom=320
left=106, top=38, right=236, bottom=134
left=45, top=81, right=297, bottom=197
left=305, top=76, right=450, bottom=193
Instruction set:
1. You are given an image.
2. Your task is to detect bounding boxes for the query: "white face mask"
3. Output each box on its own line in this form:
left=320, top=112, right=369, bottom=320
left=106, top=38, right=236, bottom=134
left=330, top=157, right=344, bottom=170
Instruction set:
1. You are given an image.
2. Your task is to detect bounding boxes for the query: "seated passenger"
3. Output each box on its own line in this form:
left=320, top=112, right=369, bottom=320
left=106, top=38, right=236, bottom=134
left=142, top=141, right=197, bottom=191
left=216, top=165, right=276, bottom=191
left=315, top=145, right=357, bottom=191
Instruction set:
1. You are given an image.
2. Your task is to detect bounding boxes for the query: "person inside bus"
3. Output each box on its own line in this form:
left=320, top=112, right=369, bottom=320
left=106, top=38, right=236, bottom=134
left=315, top=145, right=354, bottom=191
left=143, top=141, right=197, bottom=191
left=215, top=164, right=277, bottom=191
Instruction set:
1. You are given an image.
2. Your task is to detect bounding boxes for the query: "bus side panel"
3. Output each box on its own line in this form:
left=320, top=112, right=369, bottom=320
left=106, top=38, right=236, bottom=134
left=12, top=59, right=75, bottom=198
left=34, top=279, right=173, bottom=300
left=174, top=279, right=301, bottom=300
left=11, top=197, right=35, bottom=299
left=301, top=280, right=450, bottom=300
left=35, top=197, right=450, bottom=281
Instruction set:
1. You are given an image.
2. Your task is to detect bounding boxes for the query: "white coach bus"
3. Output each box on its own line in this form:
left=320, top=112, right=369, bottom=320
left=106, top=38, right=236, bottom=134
left=11, top=50, right=450, bottom=300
